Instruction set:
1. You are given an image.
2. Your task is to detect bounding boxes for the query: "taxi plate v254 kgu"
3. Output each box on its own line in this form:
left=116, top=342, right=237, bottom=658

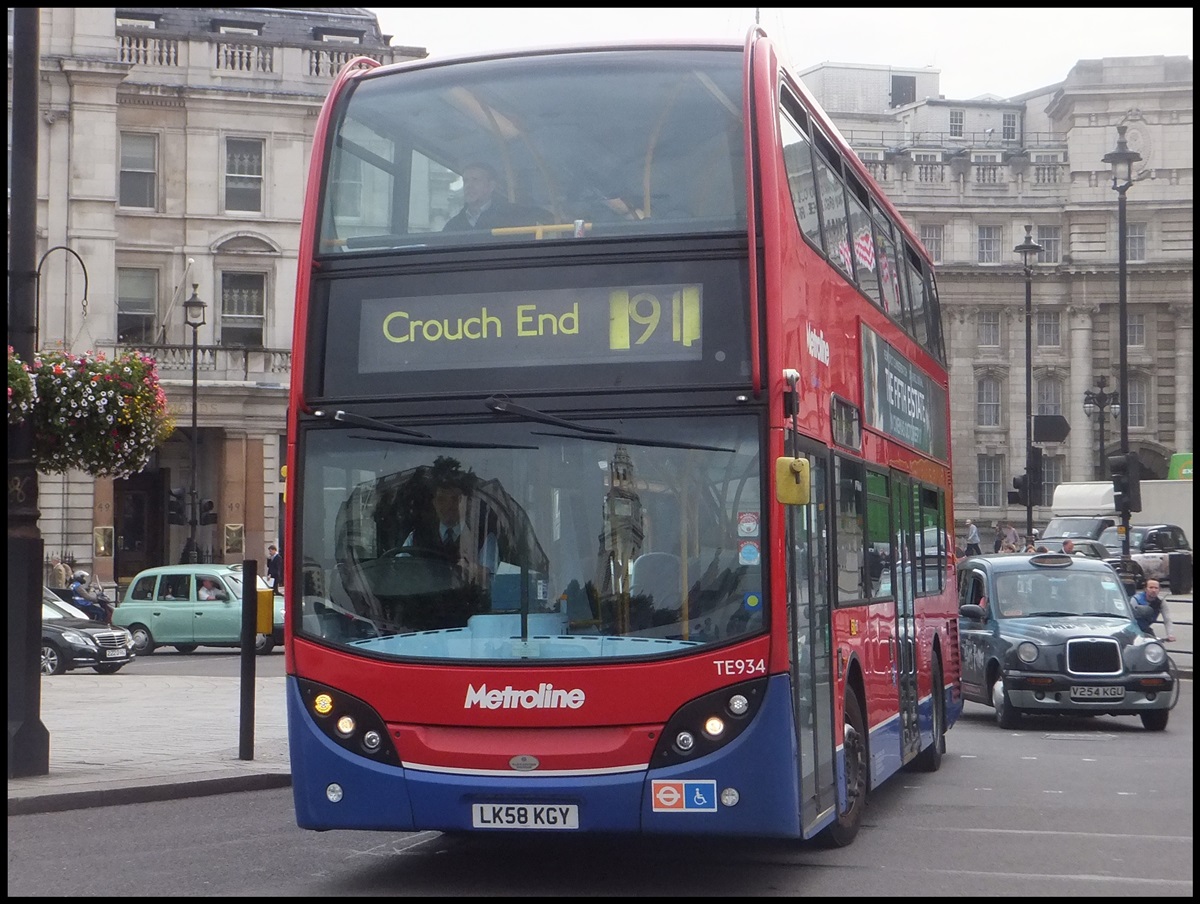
left=1070, top=685, right=1124, bottom=700
left=472, top=803, right=579, bottom=829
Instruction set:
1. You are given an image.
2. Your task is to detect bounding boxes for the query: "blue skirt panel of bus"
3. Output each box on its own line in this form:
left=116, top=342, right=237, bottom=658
left=288, top=674, right=810, bottom=836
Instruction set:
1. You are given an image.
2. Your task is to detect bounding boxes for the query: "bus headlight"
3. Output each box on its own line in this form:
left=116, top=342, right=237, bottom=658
left=299, top=678, right=399, bottom=765
left=652, top=678, right=767, bottom=768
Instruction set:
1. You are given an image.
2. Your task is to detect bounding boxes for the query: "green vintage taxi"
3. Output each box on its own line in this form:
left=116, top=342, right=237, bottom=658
left=111, top=564, right=284, bottom=655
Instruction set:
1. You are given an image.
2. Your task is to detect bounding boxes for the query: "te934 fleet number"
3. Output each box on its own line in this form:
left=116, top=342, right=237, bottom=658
left=714, top=658, right=766, bottom=676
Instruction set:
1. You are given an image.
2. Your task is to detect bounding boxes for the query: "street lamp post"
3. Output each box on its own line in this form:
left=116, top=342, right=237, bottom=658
left=183, top=285, right=207, bottom=564
left=1082, top=376, right=1120, bottom=480
left=1102, top=124, right=1141, bottom=559
left=1014, top=224, right=1043, bottom=544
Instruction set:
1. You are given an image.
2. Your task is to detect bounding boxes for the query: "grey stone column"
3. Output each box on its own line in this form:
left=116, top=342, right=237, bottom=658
left=1170, top=303, right=1193, bottom=457
left=1068, top=304, right=1098, bottom=481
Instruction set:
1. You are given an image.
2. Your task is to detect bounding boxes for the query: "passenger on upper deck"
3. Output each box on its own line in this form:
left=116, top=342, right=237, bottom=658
left=443, top=162, right=549, bottom=232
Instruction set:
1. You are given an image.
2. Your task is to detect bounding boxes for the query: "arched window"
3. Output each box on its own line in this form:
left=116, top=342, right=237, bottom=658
left=976, top=376, right=1001, bottom=426
left=1036, top=377, right=1063, bottom=416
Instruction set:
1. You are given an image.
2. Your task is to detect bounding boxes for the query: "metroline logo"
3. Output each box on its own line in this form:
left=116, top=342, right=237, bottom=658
left=806, top=323, right=830, bottom=366
left=464, top=683, right=586, bottom=710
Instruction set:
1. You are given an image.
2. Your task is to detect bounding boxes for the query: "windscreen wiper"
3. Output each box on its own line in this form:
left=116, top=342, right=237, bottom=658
left=311, top=408, right=430, bottom=438
left=484, top=394, right=616, bottom=435
left=531, top=430, right=734, bottom=453
left=311, top=409, right=535, bottom=449
left=354, top=435, right=538, bottom=450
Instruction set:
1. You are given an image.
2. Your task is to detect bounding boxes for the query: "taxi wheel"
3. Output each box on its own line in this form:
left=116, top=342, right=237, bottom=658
left=174, top=644, right=198, bottom=654
left=992, top=675, right=1021, bottom=729
left=255, top=634, right=275, bottom=655
left=129, top=624, right=156, bottom=655
left=1140, top=710, right=1169, bottom=731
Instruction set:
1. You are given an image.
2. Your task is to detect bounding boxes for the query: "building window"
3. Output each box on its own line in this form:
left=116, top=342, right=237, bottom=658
left=116, top=268, right=158, bottom=344
left=1036, top=226, right=1061, bottom=263
left=1036, top=377, right=1063, bottom=415
left=318, top=32, right=362, bottom=43
left=225, top=138, right=263, bottom=212
left=919, top=224, right=943, bottom=263
left=1036, top=311, right=1060, bottom=347
left=978, top=310, right=1000, bottom=347
left=220, top=271, right=265, bottom=348
left=977, top=226, right=1002, bottom=263
left=1127, top=313, right=1145, bottom=347
left=119, top=132, right=157, bottom=209
left=1042, top=455, right=1063, bottom=507
left=977, top=454, right=1002, bottom=507
left=1002, top=112, right=1017, bottom=141
left=890, top=75, right=916, bottom=107
left=950, top=110, right=964, bottom=138
left=1127, top=376, right=1148, bottom=427
left=1126, top=223, right=1147, bottom=261
left=977, top=376, right=1001, bottom=426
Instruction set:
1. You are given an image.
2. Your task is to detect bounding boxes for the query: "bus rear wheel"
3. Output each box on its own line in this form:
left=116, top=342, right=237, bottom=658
left=817, top=689, right=868, bottom=847
left=910, top=658, right=945, bottom=772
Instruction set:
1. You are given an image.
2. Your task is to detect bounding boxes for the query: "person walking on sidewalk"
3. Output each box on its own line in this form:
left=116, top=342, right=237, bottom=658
left=266, top=544, right=284, bottom=595
left=964, top=520, right=982, bottom=557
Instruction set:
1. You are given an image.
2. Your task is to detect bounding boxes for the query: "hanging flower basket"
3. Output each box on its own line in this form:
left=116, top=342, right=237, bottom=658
left=20, top=348, right=175, bottom=478
left=8, top=345, right=37, bottom=425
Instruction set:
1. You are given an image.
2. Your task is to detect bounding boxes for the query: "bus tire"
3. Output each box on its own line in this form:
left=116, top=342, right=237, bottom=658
left=910, top=657, right=945, bottom=772
left=817, top=689, right=868, bottom=847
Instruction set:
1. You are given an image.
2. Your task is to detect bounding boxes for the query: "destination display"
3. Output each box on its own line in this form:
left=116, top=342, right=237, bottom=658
left=358, top=284, right=703, bottom=374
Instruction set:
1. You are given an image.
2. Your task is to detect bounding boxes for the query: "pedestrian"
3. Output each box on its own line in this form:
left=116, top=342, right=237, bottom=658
left=992, top=522, right=1004, bottom=554
left=1002, top=522, right=1019, bottom=549
left=964, top=520, right=982, bottom=557
left=1130, top=579, right=1175, bottom=641
left=266, top=544, right=284, bottom=594
left=49, top=554, right=71, bottom=588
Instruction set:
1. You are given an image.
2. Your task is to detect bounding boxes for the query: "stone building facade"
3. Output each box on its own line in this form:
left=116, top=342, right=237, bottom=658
left=9, top=7, right=426, bottom=589
left=801, top=56, right=1193, bottom=538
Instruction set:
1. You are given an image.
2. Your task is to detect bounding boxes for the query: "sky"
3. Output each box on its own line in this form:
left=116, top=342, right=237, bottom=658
left=369, top=7, right=1193, bottom=101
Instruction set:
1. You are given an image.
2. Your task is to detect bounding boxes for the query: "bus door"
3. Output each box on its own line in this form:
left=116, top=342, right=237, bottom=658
left=785, top=438, right=836, bottom=835
left=893, top=477, right=921, bottom=763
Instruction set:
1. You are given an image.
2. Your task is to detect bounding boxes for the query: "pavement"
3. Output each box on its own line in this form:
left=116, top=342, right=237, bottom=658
left=7, top=672, right=290, bottom=816
left=7, top=593, right=1191, bottom=816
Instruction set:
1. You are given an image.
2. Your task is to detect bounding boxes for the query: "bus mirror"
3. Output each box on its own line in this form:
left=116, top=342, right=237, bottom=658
left=775, top=457, right=811, bottom=506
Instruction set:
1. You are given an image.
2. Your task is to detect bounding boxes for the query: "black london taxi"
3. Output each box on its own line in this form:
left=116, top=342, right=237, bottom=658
left=957, top=553, right=1178, bottom=731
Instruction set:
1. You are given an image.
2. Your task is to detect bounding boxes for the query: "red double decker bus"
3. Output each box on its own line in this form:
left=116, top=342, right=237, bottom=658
left=285, top=29, right=961, bottom=844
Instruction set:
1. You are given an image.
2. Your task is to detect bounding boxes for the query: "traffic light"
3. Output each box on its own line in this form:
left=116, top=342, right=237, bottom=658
left=167, top=487, right=187, bottom=525
left=1028, top=447, right=1044, bottom=507
left=1110, top=453, right=1142, bottom=513
left=198, top=498, right=218, bottom=525
left=1010, top=475, right=1029, bottom=508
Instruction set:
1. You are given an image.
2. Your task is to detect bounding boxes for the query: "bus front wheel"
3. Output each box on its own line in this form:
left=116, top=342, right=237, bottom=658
left=817, top=689, right=868, bottom=847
